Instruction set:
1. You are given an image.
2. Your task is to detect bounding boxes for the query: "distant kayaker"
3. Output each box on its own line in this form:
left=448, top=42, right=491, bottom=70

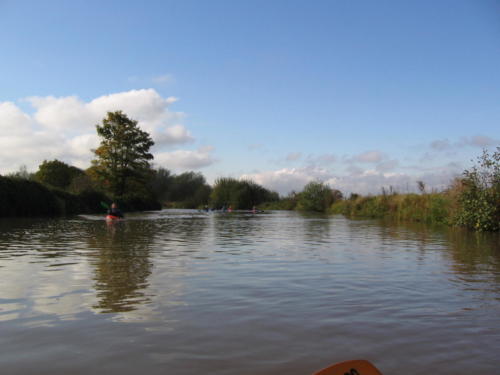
left=108, top=202, right=124, bottom=218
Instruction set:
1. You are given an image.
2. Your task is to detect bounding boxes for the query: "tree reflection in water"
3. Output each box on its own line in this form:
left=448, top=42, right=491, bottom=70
left=86, top=220, right=153, bottom=313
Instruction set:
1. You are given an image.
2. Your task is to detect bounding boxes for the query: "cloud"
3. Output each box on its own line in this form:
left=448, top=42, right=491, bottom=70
left=152, top=74, right=174, bottom=84
left=429, top=135, right=499, bottom=153
left=375, top=159, right=399, bottom=172
left=306, top=153, right=336, bottom=165
left=155, top=146, right=216, bottom=170
left=241, top=167, right=333, bottom=195
left=0, top=89, right=205, bottom=173
left=461, top=135, right=498, bottom=148
left=154, top=124, right=194, bottom=146
left=0, top=101, right=32, bottom=136
left=430, top=139, right=452, bottom=151
left=286, top=152, right=302, bottom=161
left=353, top=150, right=384, bottom=163
left=240, top=163, right=460, bottom=196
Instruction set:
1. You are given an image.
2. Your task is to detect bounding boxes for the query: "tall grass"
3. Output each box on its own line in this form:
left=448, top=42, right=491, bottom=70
left=330, top=192, right=452, bottom=225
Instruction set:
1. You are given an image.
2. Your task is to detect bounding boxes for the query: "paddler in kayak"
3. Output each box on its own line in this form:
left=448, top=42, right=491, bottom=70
left=107, top=202, right=124, bottom=219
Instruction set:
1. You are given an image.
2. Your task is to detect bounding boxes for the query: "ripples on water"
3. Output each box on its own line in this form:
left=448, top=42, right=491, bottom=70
left=0, top=210, right=499, bottom=375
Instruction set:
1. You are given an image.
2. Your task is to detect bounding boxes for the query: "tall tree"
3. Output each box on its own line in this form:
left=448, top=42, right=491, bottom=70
left=91, top=111, right=154, bottom=197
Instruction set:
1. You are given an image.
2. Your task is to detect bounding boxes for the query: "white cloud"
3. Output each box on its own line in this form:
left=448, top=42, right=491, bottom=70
left=241, top=167, right=333, bottom=195
left=155, top=147, right=216, bottom=170
left=154, top=124, right=194, bottom=147
left=28, top=95, right=92, bottom=132
left=0, top=89, right=206, bottom=173
left=0, top=101, right=33, bottom=136
left=240, top=163, right=461, bottom=196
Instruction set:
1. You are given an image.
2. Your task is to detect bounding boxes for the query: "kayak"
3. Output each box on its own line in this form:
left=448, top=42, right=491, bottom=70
left=105, top=214, right=122, bottom=221
left=312, top=360, right=383, bottom=375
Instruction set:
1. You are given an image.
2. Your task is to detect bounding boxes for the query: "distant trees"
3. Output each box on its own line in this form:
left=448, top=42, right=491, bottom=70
left=91, top=111, right=154, bottom=198
left=149, top=169, right=213, bottom=208
left=34, top=159, right=84, bottom=190
left=6, top=165, right=34, bottom=180
left=150, top=167, right=173, bottom=202
left=210, top=177, right=279, bottom=209
left=167, top=171, right=211, bottom=208
left=296, top=181, right=342, bottom=212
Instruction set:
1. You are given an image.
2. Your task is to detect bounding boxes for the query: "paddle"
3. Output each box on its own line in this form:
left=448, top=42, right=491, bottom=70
left=312, top=360, right=383, bottom=375
left=100, top=201, right=110, bottom=210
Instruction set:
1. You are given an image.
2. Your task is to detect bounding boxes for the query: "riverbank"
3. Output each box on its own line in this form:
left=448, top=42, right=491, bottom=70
left=0, top=176, right=161, bottom=217
left=329, top=188, right=500, bottom=232
left=329, top=193, right=452, bottom=225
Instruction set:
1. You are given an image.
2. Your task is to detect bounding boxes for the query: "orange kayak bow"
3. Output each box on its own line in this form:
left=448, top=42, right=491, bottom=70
left=312, top=360, right=383, bottom=375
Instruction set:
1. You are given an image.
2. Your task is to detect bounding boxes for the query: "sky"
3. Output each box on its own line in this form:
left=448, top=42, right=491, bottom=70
left=0, top=0, right=499, bottom=195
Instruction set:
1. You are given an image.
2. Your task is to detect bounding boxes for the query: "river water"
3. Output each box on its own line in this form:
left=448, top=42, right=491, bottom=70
left=0, top=210, right=499, bottom=375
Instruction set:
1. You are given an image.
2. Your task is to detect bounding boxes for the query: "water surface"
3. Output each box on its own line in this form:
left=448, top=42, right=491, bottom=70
left=1, top=210, right=499, bottom=374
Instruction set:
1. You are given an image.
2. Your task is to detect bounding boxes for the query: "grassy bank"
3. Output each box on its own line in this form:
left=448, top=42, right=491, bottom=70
left=330, top=193, right=453, bottom=225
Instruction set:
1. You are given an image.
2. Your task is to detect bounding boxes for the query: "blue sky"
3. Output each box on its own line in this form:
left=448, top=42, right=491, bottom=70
left=1, top=0, right=499, bottom=194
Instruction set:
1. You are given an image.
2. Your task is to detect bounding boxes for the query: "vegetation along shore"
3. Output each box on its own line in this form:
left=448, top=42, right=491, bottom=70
left=0, top=111, right=498, bottom=232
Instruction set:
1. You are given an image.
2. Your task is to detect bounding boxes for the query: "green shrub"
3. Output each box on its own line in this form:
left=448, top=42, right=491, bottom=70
left=453, top=148, right=500, bottom=231
left=296, top=181, right=338, bottom=212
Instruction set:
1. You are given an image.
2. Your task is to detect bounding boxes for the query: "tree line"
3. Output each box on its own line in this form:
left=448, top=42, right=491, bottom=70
left=0, top=111, right=286, bottom=214
left=1, top=110, right=498, bottom=231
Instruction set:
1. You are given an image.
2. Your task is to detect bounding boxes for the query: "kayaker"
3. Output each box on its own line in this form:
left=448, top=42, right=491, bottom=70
left=107, top=202, right=124, bottom=218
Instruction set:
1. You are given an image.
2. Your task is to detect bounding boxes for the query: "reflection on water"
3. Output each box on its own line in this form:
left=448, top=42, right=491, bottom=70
left=0, top=210, right=499, bottom=375
left=87, top=222, right=153, bottom=313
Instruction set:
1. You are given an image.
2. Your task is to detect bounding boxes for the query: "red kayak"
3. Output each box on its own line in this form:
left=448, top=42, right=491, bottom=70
left=105, top=214, right=122, bottom=221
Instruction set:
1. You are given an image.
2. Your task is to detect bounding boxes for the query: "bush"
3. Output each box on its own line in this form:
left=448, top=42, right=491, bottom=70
left=0, top=176, right=59, bottom=217
left=453, top=148, right=500, bottom=231
left=296, top=181, right=339, bottom=212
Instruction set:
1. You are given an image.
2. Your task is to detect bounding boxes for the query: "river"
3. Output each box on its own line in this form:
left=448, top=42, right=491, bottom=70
left=0, top=210, right=499, bottom=374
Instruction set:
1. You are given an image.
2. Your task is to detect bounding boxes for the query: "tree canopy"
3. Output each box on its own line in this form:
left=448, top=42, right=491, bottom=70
left=296, top=181, right=340, bottom=212
left=210, top=177, right=279, bottom=209
left=35, top=159, right=84, bottom=190
left=91, top=111, right=154, bottom=197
